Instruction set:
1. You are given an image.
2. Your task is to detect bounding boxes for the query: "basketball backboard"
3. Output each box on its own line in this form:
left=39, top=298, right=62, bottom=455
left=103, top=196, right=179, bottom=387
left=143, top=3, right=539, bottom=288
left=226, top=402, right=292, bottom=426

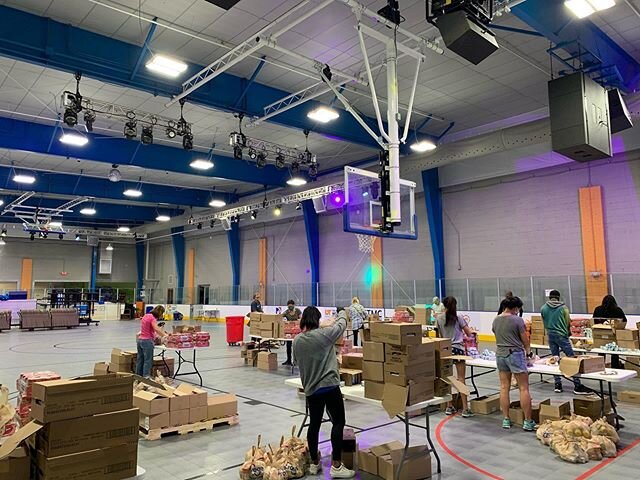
left=343, top=166, right=417, bottom=239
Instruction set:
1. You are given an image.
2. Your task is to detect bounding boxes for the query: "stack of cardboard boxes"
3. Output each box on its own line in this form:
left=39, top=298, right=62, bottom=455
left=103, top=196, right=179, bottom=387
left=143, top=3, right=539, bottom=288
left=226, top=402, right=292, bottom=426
left=615, top=328, right=640, bottom=350
left=95, top=348, right=175, bottom=378
left=358, top=441, right=431, bottom=480
left=15, top=372, right=61, bottom=426
left=393, top=306, right=432, bottom=325
left=257, top=352, right=278, bottom=371
left=592, top=325, right=616, bottom=348
left=135, top=383, right=209, bottom=431
left=249, top=313, right=285, bottom=339
left=529, top=316, right=547, bottom=345
left=340, top=353, right=363, bottom=387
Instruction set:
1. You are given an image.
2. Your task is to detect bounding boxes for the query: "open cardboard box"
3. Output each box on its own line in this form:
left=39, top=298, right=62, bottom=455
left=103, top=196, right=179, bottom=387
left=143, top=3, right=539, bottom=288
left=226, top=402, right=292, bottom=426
left=0, top=422, right=42, bottom=479
left=559, top=356, right=605, bottom=377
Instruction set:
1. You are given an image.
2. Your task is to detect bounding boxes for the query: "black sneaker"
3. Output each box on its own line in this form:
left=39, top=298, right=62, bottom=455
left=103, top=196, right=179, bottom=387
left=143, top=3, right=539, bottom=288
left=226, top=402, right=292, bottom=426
left=282, top=361, right=292, bottom=366
left=554, top=385, right=563, bottom=393
left=573, top=385, right=591, bottom=395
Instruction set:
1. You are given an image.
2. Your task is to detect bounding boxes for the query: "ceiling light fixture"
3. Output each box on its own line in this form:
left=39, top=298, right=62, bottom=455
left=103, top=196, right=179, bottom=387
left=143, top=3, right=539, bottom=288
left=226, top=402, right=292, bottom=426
left=0, top=238, right=5, bottom=246
left=83, top=110, right=96, bottom=132
left=123, top=188, right=143, bottom=198
left=197, top=223, right=202, bottom=230
left=60, top=133, right=89, bottom=147
left=124, top=112, right=137, bottom=139
left=80, top=207, right=96, bottom=215
left=106, top=243, right=114, bottom=251
left=13, top=173, right=36, bottom=184
left=182, top=131, right=194, bottom=150
left=190, top=159, right=214, bottom=170
left=275, top=153, right=286, bottom=169
left=287, top=176, right=307, bottom=187
left=30, top=232, right=35, bottom=241
left=108, top=166, right=122, bottom=183
left=565, top=0, right=615, bottom=18
left=274, top=205, right=282, bottom=217
left=75, top=234, right=81, bottom=241
left=209, top=199, right=226, bottom=208
left=256, top=151, right=267, bottom=168
left=251, top=210, right=257, bottom=220
left=410, top=140, right=437, bottom=153
left=295, top=202, right=302, bottom=210
left=58, top=233, right=64, bottom=240
left=141, top=125, right=154, bottom=145
left=117, top=226, right=130, bottom=232
left=0, top=228, right=6, bottom=237
left=156, top=214, right=171, bottom=222
left=248, top=147, right=257, bottom=160
left=145, top=55, right=188, bottom=78
left=308, top=106, right=340, bottom=123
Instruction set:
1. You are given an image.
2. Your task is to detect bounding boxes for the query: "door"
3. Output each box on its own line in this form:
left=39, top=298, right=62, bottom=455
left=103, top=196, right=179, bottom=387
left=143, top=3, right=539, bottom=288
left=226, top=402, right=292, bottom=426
left=198, top=285, right=210, bottom=305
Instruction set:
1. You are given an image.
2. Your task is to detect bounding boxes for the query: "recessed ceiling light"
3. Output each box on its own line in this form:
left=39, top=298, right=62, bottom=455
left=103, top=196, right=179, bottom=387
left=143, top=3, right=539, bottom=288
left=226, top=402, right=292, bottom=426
left=209, top=199, right=226, bottom=208
left=145, top=55, right=188, bottom=78
left=117, top=226, right=130, bottom=232
left=13, top=173, right=36, bottom=184
left=49, top=221, right=63, bottom=227
left=287, top=176, right=307, bottom=187
left=190, top=159, right=214, bottom=170
left=156, top=214, right=171, bottom=222
left=307, top=106, right=340, bottom=123
left=60, top=133, right=89, bottom=147
left=106, top=243, right=114, bottom=251
left=410, top=140, right=437, bottom=153
left=123, top=188, right=143, bottom=198
left=80, top=207, right=96, bottom=215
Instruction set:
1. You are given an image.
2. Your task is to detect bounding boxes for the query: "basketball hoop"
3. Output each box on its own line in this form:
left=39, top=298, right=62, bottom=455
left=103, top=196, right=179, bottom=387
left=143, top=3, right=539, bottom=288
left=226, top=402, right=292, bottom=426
left=356, top=234, right=375, bottom=254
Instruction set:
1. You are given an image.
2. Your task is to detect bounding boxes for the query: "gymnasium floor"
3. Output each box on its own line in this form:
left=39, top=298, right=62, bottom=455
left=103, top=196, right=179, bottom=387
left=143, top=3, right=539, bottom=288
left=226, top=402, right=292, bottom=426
left=1, top=321, right=639, bottom=480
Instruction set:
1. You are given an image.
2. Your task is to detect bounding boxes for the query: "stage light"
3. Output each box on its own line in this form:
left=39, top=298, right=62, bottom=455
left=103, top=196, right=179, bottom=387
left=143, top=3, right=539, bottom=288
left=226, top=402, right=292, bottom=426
left=565, top=0, right=614, bottom=18
left=275, top=153, right=286, bottom=169
left=58, top=233, right=64, bottom=240
left=75, top=234, right=81, bottom=241
left=42, top=232, right=48, bottom=239
left=188, top=215, right=195, bottom=225
left=251, top=210, right=257, bottom=220
left=0, top=238, right=5, bottom=246
left=106, top=243, right=114, bottom=251
left=197, top=223, right=202, bottom=230
left=362, top=187, right=369, bottom=197
left=190, top=159, right=214, bottom=170
left=248, top=147, right=257, bottom=160
left=60, top=133, right=89, bottom=147
left=0, top=201, right=3, bottom=207
left=295, top=202, right=302, bottom=210
left=410, top=140, right=437, bottom=153
left=84, top=110, right=96, bottom=131
left=124, top=188, right=143, bottom=198
left=328, top=191, right=345, bottom=208
left=64, top=107, right=78, bottom=127
left=13, top=173, right=36, bottom=184
left=307, top=106, right=339, bottom=123
left=30, top=233, right=35, bottom=241
left=0, top=228, right=6, bottom=237
left=145, top=55, right=188, bottom=78
left=124, top=120, right=137, bottom=139
left=108, top=168, right=122, bottom=183
left=49, top=221, right=63, bottom=227
left=141, top=126, right=153, bottom=145
left=182, top=132, right=194, bottom=150
left=156, top=214, right=171, bottom=222
left=308, top=163, right=318, bottom=178
left=117, top=226, right=130, bottom=232
left=80, top=207, right=96, bottom=215
left=209, top=199, right=226, bottom=208
left=273, top=205, right=282, bottom=216
left=210, top=220, right=215, bottom=228
left=233, top=145, right=243, bottom=160
left=166, top=121, right=177, bottom=139
left=256, top=152, right=267, bottom=168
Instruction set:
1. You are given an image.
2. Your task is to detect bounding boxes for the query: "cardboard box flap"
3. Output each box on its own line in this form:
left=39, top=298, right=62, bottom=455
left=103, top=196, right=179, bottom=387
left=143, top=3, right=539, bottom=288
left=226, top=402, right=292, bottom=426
left=444, top=376, right=470, bottom=396
left=0, top=421, right=43, bottom=461
left=370, top=441, right=404, bottom=457
left=339, top=368, right=363, bottom=375
left=134, top=390, right=163, bottom=402
left=382, top=383, right=408, bottom=418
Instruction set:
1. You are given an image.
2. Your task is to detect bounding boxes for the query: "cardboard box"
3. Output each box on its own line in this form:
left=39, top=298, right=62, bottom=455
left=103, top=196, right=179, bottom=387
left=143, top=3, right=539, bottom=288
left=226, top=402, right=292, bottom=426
left=340, top=369, right=362, bottom=387
left=364, top=342, right=385, bottom=362
left=357, top=449, right=377, bottom=475
left=384, top=361, right=435, bottom=386
left=151, top=358, right=175, bottom=377
left=382, top=381, right=434, bottom=417
left=259, top=326, right=274, bottom=339
left=592, top=325, right=616, bottom=347
left=539, top=401, right=571, bottom=421
left=249, top=312, right=262, bottom=323
left=207, top=394, right=237, bottom=419
left=31, top=374, right=134, bottom=423
left=342, top=451, right=356, bottom=470
left=249, top=322, right=261, bottom=336
left=36, top=442, right=137, bottom=480
left=133, top=390, right=170, bottom=416
left=139, top=411, right=170, bottom=430
left=532, top=399, right=551, bottom=424
left=342, top=428, right=356, bottom=453
left=0, top=444, right=29, bottom=480
left=93, top=362, right=110, bottom=376
left=470, top=394, right=500, bottom=415
left=435, top=357, right=454, bottom=379
left=559, top=356, right=605, bottom=377
left=261, top=314, right=282, bottom=323
left=174, top=384, right=207, bottom=408
left=413, top=306, right=431, bottom=325
left=573, top=396, right=612, bottom=419
left=434, top=378, right=452, bottom=397
left=341, top=353, right=364, bottom=370
left=170, top=409, right=190, bottom=427
left=378, top=446, right=431, bottom=480
left=431, top=338, right=452, bottom=358
left=385, top=342, right=435, bottom=366
left=363, top=361, right=385, bottom=382
left=617, top=339, right=640, bottom=350
left=364, top=381, right=385, bottom=400
left=169, top=393, right=191, bottom=413
left=189, top=406, right=208, bottom=424
left=529, top=334, right=547, bottom=346
left=257, top=352, right=278, bottom=370
left=617, top=390, right=640, bottom=404
left=616, top=329, right=639, bottom=342
left=370, top=323, right=421, bottom=346
left=35, top=408, right=138, bottom=457
left=509, top=399, right=550, bottom=425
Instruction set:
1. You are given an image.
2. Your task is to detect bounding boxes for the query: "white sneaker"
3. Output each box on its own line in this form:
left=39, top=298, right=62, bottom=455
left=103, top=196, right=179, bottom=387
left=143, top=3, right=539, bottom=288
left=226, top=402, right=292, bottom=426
left=309, top=463, right=322, bottom=475
left=330, top=464, right=355, bottom=479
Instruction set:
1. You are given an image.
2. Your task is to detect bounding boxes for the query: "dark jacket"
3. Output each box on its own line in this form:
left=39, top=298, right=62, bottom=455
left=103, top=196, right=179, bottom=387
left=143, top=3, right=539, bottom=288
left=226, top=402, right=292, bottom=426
left=592, top=305, right=627, bottom=322
left=251, top=300, right=263, bottom=313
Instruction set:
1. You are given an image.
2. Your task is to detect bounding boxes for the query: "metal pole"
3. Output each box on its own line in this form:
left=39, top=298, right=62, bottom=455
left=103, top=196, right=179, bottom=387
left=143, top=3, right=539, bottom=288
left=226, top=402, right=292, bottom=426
left=567, top=275, right=573, bottom=312
left=609, top=274, right=615, bottom=296
left=413, top=280, right=417, bottom=305
left=390, top=281, right=394, bottom=309
left=332, top=282, right=336, bottom=308
left=466, top=278, right=470, bottom=311
left=386, top=41, right=401, bottom=223
left=530, top=276, right=535, bottom=313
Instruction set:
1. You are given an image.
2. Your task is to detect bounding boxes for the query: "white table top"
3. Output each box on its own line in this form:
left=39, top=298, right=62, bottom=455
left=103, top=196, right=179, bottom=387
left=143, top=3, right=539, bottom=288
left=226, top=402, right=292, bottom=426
left=531, top=343, right=588, bottom=353
left=155, top=345, right=209, bottom=352
left=284, top=377, right=451, bottom=413
left=251, top=335, right=294, bottom=342
left=591, top=348, right=640, bottom=357
left=466, top=358, right=637, bottom=383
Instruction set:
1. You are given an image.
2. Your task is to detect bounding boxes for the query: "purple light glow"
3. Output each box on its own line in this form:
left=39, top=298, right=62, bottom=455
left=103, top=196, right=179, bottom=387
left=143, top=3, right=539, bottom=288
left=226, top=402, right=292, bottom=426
left=328, top=191, right=345, bottom=207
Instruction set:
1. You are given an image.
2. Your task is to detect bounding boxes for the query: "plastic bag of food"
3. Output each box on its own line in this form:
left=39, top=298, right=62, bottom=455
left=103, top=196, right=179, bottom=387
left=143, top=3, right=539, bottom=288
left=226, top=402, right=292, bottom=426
left=592, top=435, right=617, bottom=458
left=591, top=418, right=620, bottom=445
left=562, top=420, right=592, bottom=440
left=240, top=455, right=268, bottom=480
left=570, top=414, right=593, bottom=427
left=556, top=440, right=589, bottom=464
left=579, top=438, right=603, bottom=461
left=246, top=436, right=266, bottom=461
left=536, top=421, right=557, bottom=446
left=550, top=419, right=569, bottom=430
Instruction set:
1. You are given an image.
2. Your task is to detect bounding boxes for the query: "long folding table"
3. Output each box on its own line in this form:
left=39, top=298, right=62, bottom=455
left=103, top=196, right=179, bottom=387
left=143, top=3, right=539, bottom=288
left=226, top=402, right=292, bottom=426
left=285, top=378, right=451, bottom=477
left=155, top=345, right=206, bottom=386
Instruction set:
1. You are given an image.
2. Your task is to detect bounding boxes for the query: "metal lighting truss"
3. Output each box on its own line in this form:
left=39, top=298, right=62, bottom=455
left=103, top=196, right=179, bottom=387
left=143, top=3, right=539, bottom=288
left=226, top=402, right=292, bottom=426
left=2, top=193, right=90, bottom=233
left=70, top=228, right=146, bottom=239
left=242, top=137, right=316, bottom=165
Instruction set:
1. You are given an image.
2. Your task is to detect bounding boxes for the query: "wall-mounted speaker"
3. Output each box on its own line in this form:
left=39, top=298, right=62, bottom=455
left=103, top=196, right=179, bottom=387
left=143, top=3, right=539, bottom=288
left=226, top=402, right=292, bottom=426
left=312, top=197, right=326, bottom=213
left=608, top=88, right=633, bottom=134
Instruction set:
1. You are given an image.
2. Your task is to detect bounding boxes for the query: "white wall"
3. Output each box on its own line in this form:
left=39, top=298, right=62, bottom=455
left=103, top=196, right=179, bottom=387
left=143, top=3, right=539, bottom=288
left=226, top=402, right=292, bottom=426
left=188, top=233, right=231, bottom=288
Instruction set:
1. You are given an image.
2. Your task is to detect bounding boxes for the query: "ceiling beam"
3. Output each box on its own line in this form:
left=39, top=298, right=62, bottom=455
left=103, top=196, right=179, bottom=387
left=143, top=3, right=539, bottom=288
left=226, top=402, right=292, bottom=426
left=0, top=5, right=407, bottom=152
left=0, top=116, right=284, bottom=189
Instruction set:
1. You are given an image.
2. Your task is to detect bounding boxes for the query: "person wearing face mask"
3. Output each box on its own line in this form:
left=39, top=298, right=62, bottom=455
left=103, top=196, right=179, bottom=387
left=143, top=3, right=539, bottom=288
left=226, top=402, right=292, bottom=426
left=282, top=299, right=302, bottom=366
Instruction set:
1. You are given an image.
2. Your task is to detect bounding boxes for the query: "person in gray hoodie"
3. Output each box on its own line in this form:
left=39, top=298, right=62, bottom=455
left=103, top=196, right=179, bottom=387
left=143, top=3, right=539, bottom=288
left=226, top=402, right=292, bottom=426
left=292, top=306, right=355, bottom=479
left=540, top=290, right=589, bottom=395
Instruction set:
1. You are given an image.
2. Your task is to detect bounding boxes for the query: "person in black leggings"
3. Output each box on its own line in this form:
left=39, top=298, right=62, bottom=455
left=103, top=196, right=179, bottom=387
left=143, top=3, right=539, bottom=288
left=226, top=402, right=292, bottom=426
left=292, top=307, right=354, bottom=479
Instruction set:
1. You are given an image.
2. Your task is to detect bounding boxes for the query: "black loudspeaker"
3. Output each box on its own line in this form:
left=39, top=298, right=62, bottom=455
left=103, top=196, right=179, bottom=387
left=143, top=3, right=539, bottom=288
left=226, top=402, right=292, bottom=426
left=608, top=88, right=633, bottom=134
left=203, top=0, right=241, bottom=9
left=434, top=10, right=499, bottom=65
left=548, top=73, right=612, bottom=162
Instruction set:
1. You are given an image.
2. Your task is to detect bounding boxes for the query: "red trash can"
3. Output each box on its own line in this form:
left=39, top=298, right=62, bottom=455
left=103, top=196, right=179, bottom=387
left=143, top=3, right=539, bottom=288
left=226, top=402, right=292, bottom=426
left=225, top=316, right=245, bottom=346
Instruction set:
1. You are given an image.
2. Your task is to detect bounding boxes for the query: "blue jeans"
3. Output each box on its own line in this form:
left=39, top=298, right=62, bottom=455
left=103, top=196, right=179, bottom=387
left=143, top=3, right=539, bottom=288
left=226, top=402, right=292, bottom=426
left=136, top=339, right=154, bottom=377
left=548, top=331, right=581, bottom=388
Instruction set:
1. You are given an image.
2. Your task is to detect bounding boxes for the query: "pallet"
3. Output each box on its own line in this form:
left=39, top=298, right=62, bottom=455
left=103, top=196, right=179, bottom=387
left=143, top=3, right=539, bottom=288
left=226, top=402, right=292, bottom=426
left=139, top=415, right=239, bottom=441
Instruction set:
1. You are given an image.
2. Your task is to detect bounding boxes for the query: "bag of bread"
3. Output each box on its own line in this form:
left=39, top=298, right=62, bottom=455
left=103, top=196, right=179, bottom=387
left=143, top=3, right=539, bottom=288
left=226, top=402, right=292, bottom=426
left=591, top=418, right=620, bottom=445
left=570, top=414, right=593, bottom=427
left=550, top=419, right=569, bottom=430
left=536, top=421, right=557, bottom=446
left=246, top=435, right=266, bottom=461
left=556, top=440, right=589, bottom=464
left=562, top=419, right=592, bottom=440
left=550, top=432, right=568, bottom=454
left=579, top=438, right=603, bottom=461
left=592, top=435, right=617, bottom=458
left=240, top=448, right=269, bottom=480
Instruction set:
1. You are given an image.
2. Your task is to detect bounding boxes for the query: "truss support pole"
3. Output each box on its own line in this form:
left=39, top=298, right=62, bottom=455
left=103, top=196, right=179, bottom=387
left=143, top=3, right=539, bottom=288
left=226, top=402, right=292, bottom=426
left=386, top=41, right=401, bottom=224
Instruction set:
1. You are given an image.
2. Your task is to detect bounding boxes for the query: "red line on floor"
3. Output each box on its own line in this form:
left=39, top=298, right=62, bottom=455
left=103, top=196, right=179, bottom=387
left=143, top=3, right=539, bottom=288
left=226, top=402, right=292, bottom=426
left=435, top=414, right=504, bottom=480
left=574, top=437, right=640, bottom=480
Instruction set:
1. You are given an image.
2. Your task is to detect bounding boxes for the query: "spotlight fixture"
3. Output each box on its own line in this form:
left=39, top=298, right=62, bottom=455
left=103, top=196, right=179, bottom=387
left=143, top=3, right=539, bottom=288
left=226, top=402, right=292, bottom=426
left=275, top=153, right=286, bottom=169
left=13, top=173, right=36, bottom=184
left=156, top=214, right=171, bottom=222
left=83, top=110, right=96, bottom=132
left=42, top=232, right=48, bottom=239
left=60, top=133, right=89, bottom=147
left=182, top=131, right=194, bottom=150
left=190, top=159, right=214, bottom=170
left=64, top=107, right=78, bottom=127
left=308, top=162, right=318, bottom=179
left=166, top=121, right=177, bottom=139
left=124, top=112, right=137, bottom=139
left=307, top=106, right=339, bottom=123
left=233, top=145, right=243, bottom=160
left=30, top=232, right=35, bottom=241
left=123, top=188, right=143, bottom=198
left=274, top=205, right=282, bottom=216
left=197, top=223, right=203, bottom=230
left=0, top=228, right=6, bottom=237
left=108, top=167, right=122, bottom=183
left=410, top=140, right=437, bottom=153
left=0, top=238, right=5, bottom=246
left=256, top=152, right=267, bottom=168
left=565, top=0, right=615, bottom=18
left=287, top=162, right=307, bottom=186
left=187, top=214, right=195, bottom=225
left=63, top=73, right=83, bottom=127
left=145, top=54, right=188, bottom=78
left=106, top=243, right=114, bottom=251
left=250, top=210, right=257, bottom=220
left=117, top=226, right=130, bottom=232
left=210, top=219, right=215, bottom=228
left=80, top=207, right=96, bottom=215
left=248, top=147, right=257, bottom=160
left=295, top=202, right=302, bottom=210
left=141, top=126, right=154, bottom=145
left=0, top=201, right=3, bottom=207
left=209, top=199, right=227, bottom=208
left=362, top=187, right=369, bottom=197
left=58, top=233, right=64, bottom=240
left=75, top=234, right=81, bottom=241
